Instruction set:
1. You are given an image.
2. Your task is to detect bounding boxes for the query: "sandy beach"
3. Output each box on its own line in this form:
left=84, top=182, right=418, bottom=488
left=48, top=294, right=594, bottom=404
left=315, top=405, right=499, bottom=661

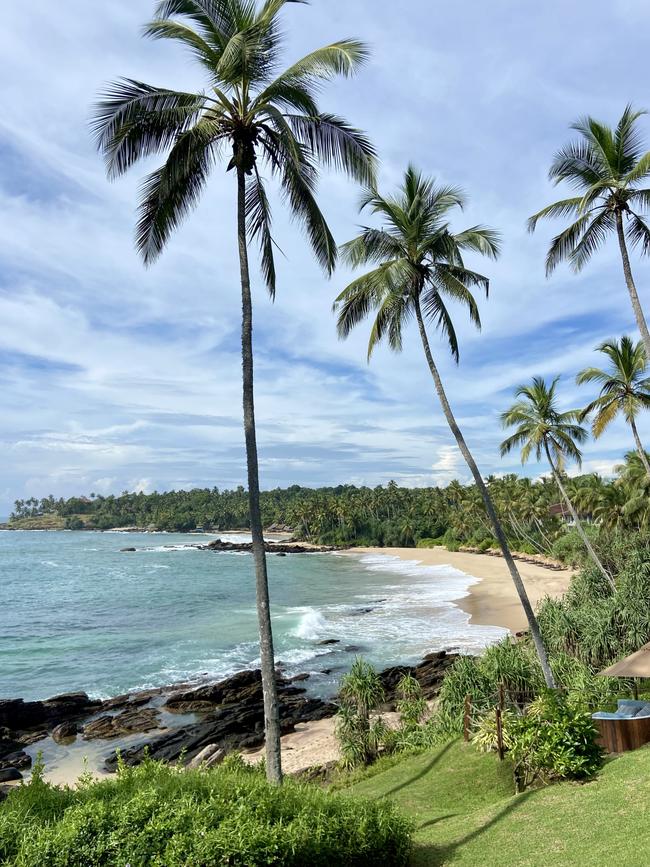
left=353, top=546, right=573, bottom=634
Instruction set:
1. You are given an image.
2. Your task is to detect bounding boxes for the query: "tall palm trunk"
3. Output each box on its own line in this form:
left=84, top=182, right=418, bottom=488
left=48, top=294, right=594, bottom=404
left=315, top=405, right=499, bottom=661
left=630, top=416, right=650, bottom=480
left=616, top=210, right=650, bottom=362
left=413, top=298, right=556, bottom=688
left=237, top=165, right=282, bottom=784
left=542, top=442, right=614, bottom=591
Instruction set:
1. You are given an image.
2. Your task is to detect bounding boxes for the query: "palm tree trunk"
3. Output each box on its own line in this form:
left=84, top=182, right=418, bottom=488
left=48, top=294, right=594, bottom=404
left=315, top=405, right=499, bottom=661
left=413, top=298, right=556, bottom=688
left=615, top=210, right=650, bottom=362
left=630, top=416, right=650, bottom=480
left=543, top=442, right=614, bottom=591
left=237, top=165, right=282, bottom=784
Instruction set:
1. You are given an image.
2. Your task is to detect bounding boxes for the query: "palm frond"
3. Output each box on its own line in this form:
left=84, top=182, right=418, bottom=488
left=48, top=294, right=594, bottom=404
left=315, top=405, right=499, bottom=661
left=453, top=225, right=501, bottom=259
left=284, top=113, right=376, bottom=185
left=548, top=140, right=608, bottom=189
left=527, top=196, right=586, bottom=233
left=135, top=120, right=220, bottom=263
left=626, top=212, right=650, bottom=256
left=275, top=40, right=370, bottom=86
left=246, top=168, right=277, bottom=297
left=544, top=214, right=591, bottom=275
left=569, top=208, right=616, bottom=271
left=92, top=79, right=207, bottom=178
left=340, top=229, right=404, bottom=268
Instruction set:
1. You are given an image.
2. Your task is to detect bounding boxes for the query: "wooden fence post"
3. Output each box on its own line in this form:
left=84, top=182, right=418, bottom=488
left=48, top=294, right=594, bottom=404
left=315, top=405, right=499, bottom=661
left=495, top=707, right=504, bottom=761
left=463, top=695, right=471, bottom=742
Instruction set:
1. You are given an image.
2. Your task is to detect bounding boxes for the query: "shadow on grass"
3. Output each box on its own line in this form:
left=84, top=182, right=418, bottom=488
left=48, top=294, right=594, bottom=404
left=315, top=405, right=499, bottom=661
left=411, top=790, right=533, bottom=867
left=382, top=739, right=457, bottom=799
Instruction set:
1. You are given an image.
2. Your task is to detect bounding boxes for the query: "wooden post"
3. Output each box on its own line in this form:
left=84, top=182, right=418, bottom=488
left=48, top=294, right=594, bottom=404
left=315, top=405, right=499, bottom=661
left=633, top=678, right=639, bottom=700
left=463, top=695, right=471, bottom=742
left=496, top=707, right=504, bottom=761
left=498, top=683, right=505, bottom=712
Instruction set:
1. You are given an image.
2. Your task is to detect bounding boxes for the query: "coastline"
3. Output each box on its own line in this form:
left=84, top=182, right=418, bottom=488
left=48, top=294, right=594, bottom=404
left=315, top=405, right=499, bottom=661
left=352, top=546, right=573, bottom=634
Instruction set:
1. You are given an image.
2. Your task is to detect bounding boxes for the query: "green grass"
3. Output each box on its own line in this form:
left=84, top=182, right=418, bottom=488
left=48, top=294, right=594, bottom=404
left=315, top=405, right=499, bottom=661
left=345, top=738, right=650, bottom=865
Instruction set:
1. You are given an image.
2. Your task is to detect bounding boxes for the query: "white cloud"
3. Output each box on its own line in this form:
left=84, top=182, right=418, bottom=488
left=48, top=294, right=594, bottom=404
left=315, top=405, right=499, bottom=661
left=1, top=0, right=650, bottom=512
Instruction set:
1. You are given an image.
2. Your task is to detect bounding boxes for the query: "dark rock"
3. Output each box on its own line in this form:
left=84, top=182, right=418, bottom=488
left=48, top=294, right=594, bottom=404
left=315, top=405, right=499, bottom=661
left=200, top=540, right=340, bottom=555
left=0, top=693, right=100, bottom=733
left=317, top=639, right=340, bottom=646
left=275, top=552, right=287, bottom=557
left=320, top=669, right=333, bottom=675
left=83, top=707, right=161, bottom=740
left=0, top=768, right=22, bottom=783
left=349, top=607, right=374, bottom=616
left=378, top=651, right=458, bottom=706
left=52, top=722, right=79, bottom=744
left=344, top=645, right=364, bottom=653
left=0, top=749, right=31, bottom=770
left=105, top=670, right=335, bottom=771
left=120, top=547, right=137, bottom=552
left=290, top=673, right=310, bottom=682
left=164, top=669, right=263, bottom=714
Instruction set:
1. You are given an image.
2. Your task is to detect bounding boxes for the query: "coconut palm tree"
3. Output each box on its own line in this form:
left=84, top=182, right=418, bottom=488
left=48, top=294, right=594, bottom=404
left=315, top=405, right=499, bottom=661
left=334, top=166, right=556, bottom=688
left=577, top=336, right=650, bottom=478
left=500, top=376, right=614, bottom=590
left=92, top=0, right=376, bottom=784
left=528, top=105, right=650, bottom=361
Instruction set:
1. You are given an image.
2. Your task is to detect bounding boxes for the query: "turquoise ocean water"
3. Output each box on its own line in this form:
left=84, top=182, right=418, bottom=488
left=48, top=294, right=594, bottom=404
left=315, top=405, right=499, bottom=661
left=0, top=531, right=506, bottom=702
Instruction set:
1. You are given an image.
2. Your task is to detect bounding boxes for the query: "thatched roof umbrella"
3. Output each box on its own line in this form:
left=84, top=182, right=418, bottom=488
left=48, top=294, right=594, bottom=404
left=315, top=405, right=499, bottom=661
left=599, top=643, right=650, bottom=698
left=599, top=643, right=650, bottom=679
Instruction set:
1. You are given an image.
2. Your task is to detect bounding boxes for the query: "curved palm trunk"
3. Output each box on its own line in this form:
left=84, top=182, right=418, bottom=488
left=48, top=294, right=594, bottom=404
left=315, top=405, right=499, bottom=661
left=237, top=165, right=282, bottom=784
left=542, top=442, right=614, bottom=591
left=615, top=211, right=650, bottom=362
left=630, top=417, right=650, bottom=480
left=413, top=298, right=556, bottom=688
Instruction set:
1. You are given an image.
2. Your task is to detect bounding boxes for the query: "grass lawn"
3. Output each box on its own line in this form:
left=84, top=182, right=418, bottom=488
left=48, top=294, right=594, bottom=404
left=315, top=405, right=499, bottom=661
left=345, top=738, right=650, bottom=865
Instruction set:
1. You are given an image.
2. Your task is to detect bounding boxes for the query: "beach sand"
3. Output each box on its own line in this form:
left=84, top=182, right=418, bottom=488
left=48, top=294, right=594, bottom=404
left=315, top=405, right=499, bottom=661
left=353, top=546, right=572, bottom=634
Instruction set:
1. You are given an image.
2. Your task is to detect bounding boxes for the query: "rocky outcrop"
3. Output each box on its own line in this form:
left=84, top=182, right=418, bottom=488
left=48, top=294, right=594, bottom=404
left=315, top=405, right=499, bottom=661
left=199, top=540, right=340, bottom=554
left=83, top=708, right=161, bottom=740
left=378, top=650, right=457, bottom=705
left=0, top=693, right=100, bottom=735
left=105, top=670, right=335, bottom=770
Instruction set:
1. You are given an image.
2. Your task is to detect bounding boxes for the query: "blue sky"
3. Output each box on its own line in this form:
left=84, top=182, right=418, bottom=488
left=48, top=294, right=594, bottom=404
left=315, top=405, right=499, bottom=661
left=2, top=0, right=650, bottom=515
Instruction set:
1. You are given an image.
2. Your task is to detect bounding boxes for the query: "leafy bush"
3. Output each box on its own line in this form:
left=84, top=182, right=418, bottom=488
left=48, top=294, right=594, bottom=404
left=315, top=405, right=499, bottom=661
left=509, top=691, right=604, bottom=792
left=336, top=659, right=387, bottom=769
left=416, top=537, right=446, bottom=548
left=395, top=674, right=427, bottom=731
left=472, top=709, right=516, bottom=754
left=0, top=758, right=412, bottom=866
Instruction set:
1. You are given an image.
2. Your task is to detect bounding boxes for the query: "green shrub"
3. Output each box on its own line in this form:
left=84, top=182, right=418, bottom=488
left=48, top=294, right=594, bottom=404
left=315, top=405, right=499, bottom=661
left=509, top=691, right=604, bottom=792
left=0, top=759, right=412, bottom=866
left=336, top=659, right=387, bottom=769
left=416, top=537, right=446, bottom=548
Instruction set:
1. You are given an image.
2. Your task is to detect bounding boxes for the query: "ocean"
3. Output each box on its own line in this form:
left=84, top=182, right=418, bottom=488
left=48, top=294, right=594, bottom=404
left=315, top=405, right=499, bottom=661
left=0, top=530, right=506, bottom=703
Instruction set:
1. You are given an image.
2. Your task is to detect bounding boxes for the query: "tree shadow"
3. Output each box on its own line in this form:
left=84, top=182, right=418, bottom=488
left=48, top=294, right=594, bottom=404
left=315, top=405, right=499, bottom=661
left=382, top=738, right=457, bottom=798
left=411, top=790, right=533, bottom=866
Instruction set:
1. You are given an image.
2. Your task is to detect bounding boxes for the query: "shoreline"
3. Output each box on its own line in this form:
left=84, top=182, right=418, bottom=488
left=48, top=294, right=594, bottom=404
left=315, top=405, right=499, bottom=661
left=351, top=546, right=573, bottom=634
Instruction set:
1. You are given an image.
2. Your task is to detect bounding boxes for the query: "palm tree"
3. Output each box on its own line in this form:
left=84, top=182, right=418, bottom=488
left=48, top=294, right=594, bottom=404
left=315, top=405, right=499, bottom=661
left=92, top=0, right=376, bottom=784
left=334, top=166, right=556, bottom=688
left=500, top=376, right=614, bottom=590
left=577, top=336, right=650, bottom=478
left=528, top=105, right=650, bottom=361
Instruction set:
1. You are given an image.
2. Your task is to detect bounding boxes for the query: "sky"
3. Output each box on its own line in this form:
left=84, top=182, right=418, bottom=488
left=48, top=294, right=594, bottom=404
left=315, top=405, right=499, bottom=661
left=2, top=0, right=650, bottom=516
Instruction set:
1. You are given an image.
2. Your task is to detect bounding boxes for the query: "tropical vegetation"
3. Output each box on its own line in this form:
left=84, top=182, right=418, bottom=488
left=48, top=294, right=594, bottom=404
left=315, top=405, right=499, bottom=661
left=529, top=104, right=650, bottom=360
left=91, top=0, right=375, bottom=784
left=0, top=755, right=411, bottom=866
left=333, top=166, right=555, bottom=686
left=500, top=375, right=612, bottom=587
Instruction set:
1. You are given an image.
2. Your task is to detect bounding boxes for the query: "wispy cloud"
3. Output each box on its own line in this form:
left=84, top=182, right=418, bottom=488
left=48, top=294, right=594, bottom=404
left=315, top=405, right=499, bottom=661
left=1, top=0, right=649, bottom=513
